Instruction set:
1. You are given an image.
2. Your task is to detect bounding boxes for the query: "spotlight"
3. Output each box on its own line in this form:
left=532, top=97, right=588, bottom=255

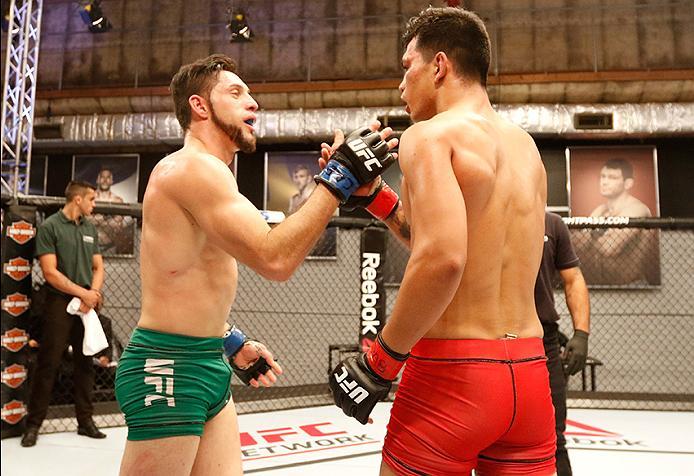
left=79, top=1, right=112, bottom=33
left=227, top=9, right=253, bottom=43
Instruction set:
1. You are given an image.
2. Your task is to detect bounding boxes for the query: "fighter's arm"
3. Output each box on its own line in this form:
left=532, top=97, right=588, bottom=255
left=320, top=124, right=409, bottom=247
left=593, top=227, right=640, bottom=257
left=591, top=200, right=652, bottom=256
left=382, top=201, right=411, bottom=248
left=380, top=124, right=467, bottom=354
left=176, top=154, right=338, bottom=281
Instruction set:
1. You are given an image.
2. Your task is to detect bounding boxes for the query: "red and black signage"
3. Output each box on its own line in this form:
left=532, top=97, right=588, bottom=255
left=1, top=400, right=27, bottom=425
left=3, top=257, right=31, bottom=281
left=1, top=328, right=29, bottom=353
left=1, top=364, right=28, bottom=389
left=5, top=220, right=35, bottom=245
left=1, top=293, right=31, bottom=317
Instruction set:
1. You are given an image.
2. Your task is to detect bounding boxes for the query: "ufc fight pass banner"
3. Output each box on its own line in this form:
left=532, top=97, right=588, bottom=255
left=359, top=227, right=386, bottom=352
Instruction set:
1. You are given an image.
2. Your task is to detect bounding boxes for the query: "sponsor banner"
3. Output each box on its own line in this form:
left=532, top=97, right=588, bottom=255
left=3, top=257, right=32, bottom=282
left=1, top=328, right=29, bottom=352
left=0, top=399, right=27, bottom=425
left=239, top=404, right=388, bottom=472
left=1, top=292, right=31, bottom=317
left=1, top=363, right=28, bottom=389
left=563, top=216, right=630, bottom=226
left=566, top=408, right=694, bottom=454
left=359, top=227, right=387, bottom=352
left=5, top=220, right=35, bottom=246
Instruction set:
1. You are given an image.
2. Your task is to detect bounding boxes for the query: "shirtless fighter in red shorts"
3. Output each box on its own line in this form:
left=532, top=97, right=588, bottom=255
left=328, top=7, right=556, bottom=475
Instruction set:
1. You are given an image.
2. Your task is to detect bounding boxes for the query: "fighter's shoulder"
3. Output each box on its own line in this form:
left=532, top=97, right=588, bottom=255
left=404, top=111, right=488, bottom=137
left=155, top=149, right=231, bottom=184
left=624, top=197, right=652, bottom=217
left=398, top=114, right=470, bottom=154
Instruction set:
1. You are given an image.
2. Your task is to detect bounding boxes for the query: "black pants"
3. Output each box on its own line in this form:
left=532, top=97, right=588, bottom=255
left=26, top=292, right=95, bottom=428
left=543, top=321, right=572, bottom=476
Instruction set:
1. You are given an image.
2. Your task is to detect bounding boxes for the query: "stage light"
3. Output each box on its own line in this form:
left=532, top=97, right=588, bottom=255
left=79, top=1, right=112, bottom=33
left=227, top=9, right=253, bottom=43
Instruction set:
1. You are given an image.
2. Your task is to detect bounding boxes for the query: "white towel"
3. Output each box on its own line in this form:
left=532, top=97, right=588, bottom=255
left=66, top=297, right=109, bottom=356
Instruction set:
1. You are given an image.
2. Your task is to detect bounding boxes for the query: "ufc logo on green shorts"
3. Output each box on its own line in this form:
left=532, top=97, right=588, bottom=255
left=144, top=358, right=175, bottom=407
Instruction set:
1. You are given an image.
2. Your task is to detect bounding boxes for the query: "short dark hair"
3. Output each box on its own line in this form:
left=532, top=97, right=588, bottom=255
left=293, top=164, right=311, bottom=174
left=402, top=7, right=491, bottom=86
left=65, top=180, right=95, bottom=202
left=170, top=54, right=238, bottom=131
left=603, top=158, right=634, bottom=180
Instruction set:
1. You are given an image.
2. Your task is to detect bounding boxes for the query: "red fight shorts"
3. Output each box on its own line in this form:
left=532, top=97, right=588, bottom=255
left=382, top=337, right=556, bottom=476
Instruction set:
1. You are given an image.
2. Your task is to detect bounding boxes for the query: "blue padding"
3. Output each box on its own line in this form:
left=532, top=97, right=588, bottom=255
left=223, top=326, right=248, bottom=357
left=316, top=160, right=359, bottom=201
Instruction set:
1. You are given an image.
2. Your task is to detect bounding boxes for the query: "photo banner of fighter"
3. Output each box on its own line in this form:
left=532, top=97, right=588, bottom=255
left=1, top=205, right=36, bottom=439
left=264, top=151, right=337, bottom=258
left=72, top=154, right=139, bottom=257
left=359, top=227, right=387, bottom=352
left=567, top=146, right=661, bottom=287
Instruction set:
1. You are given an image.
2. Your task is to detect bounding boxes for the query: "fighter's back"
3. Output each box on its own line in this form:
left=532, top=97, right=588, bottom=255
left=418, top=108, right=547, bottom=339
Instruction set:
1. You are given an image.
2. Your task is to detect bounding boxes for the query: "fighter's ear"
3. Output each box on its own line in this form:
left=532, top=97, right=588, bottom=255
left=189, top=95, right=209, bottom=120
left=433, top=52, right=449, bottom=83
left=624, top=177, right=634, bottom=191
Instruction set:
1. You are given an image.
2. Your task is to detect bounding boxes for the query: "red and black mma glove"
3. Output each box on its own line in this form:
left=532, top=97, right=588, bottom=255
left=315, top=127, right=396, bottom=203
left=342, top=179, right=400, bottom=221
left=223, top=326, right=273, bottom=386
left=329, top=333, right=408, bottom=425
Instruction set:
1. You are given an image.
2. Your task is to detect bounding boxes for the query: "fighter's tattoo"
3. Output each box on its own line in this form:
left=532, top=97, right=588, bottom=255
left=388, top=203, right=411, bottom=240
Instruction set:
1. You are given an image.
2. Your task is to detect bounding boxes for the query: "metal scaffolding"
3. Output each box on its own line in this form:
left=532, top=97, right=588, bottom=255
left=1, top=0, right=43, bottom=197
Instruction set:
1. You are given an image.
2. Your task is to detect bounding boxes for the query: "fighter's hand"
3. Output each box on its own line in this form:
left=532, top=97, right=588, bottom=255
left=320, top=120, right=398, bottom=174
left=320, top=128, right=381, bottom=197
left=319, top=120, right=385, bottom=167
left=562, top=330, right=589, bottom=376
left=232, top=341, right=283, bottom=388
left=316, top=121, right=398, bottom=202
left=329, top=333, right=408, bottom=425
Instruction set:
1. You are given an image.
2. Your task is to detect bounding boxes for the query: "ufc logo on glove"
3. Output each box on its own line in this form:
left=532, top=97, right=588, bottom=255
left=315, top=127, right=396, bottom=203
left=334, top=365, right=370, bottom=404
left=346, top=138, right=383, bottom=172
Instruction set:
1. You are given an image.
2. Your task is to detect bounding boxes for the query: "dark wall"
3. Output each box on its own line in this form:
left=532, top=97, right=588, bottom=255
left=38, top=137, right=694, bottom=217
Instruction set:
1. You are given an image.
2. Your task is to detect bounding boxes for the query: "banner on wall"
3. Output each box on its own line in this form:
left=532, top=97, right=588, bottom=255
left=1, top=205, right=36, bottom=439
left=567, top=146, right=661, bottom=288
left=359, top=227, right=387, bottom=352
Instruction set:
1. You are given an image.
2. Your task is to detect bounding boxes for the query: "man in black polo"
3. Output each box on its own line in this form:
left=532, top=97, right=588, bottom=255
left=21, top=181, right=107, bottom=447
left=535, top=211, right=591, bottom=476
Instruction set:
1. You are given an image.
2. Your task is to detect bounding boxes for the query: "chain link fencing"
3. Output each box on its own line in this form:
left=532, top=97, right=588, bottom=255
left=4, top=198, right=692, bottom=434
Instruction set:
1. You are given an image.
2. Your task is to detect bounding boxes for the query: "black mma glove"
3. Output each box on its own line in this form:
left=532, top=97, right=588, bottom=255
left=223, top=326, right=274, bottom=386
left=329, top=333, right=408, bottom=425
left=562, top=329, right=589, bottom=376
left=315, top=127, right=396, bottom=203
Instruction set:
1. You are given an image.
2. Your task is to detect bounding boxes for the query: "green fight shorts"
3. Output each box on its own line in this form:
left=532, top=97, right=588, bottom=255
left=115, top=327, right=232, bottom=441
